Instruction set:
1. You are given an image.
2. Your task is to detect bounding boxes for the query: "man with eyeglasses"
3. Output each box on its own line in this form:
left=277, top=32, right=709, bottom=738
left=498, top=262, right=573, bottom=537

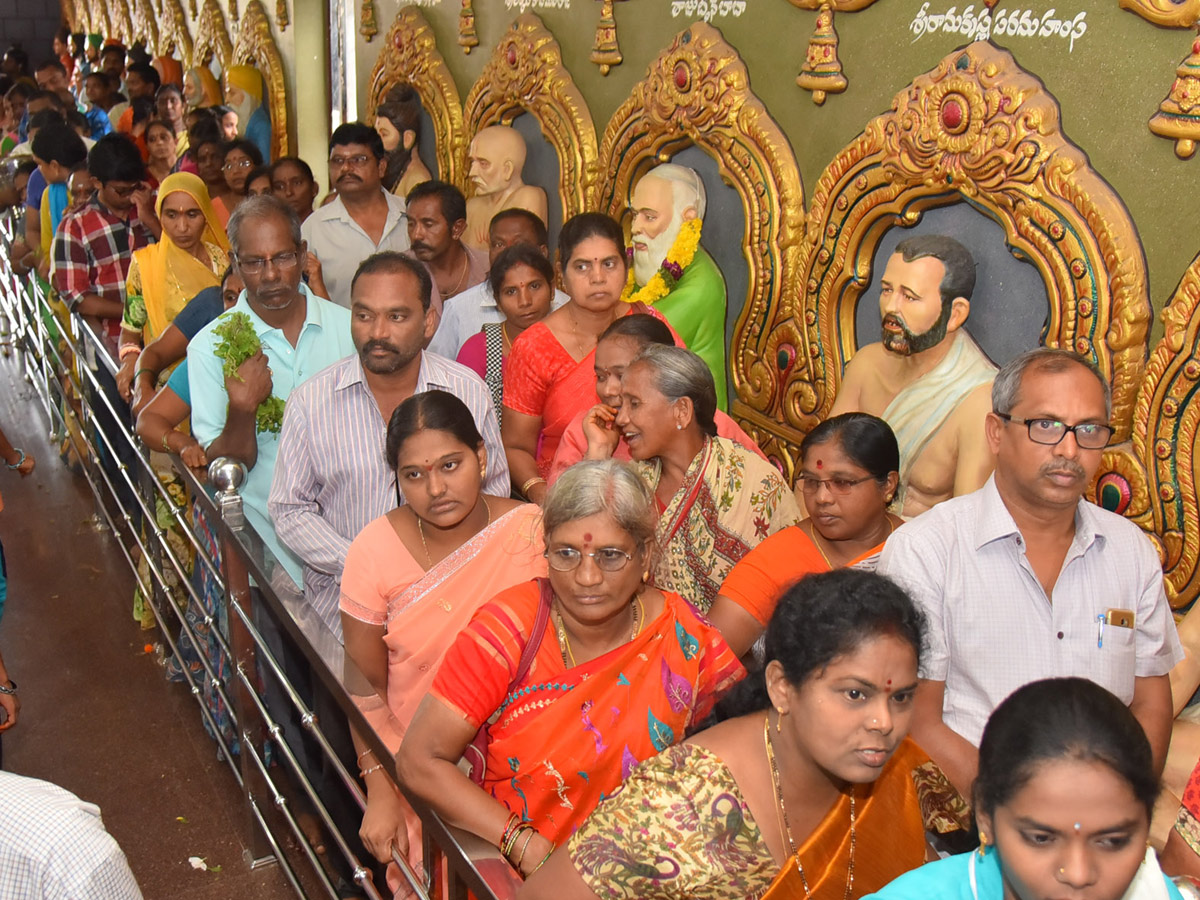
left=300, top=122, right=413, bottom=309
left=879, top=347, right=1182, bottom=798
left=187, top=195, right=356, bottom=585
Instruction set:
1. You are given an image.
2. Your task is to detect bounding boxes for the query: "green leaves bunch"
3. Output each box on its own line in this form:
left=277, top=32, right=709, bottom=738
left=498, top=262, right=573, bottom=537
left=212, top=311, right=287, bottom=434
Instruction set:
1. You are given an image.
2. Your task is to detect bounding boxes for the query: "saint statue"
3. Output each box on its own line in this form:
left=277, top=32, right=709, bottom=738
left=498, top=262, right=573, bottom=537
left=374, top=84, right=433, bottom=201
left=624, top=164, right=728, bottom=409
left=830, top=235, right=997, bottom=517
left=183, top=66, right=223, bottom=110
left=223, top=64, right=272, bottom=162
left=463, top=125, right=548, bottom=252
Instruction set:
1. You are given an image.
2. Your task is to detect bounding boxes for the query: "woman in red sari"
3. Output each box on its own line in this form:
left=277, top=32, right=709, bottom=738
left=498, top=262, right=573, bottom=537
left=397, top=459, right=744, bottom=877
left=502, top=213, right=667, bottom=503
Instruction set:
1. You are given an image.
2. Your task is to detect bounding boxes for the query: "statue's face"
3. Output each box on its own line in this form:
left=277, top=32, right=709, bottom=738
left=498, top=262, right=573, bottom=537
left=630, top=176, right=681, bottom=287
left=183, top=71, right=201, bottom=107
left=467, top=134, right=509, bottom=196
left=374, top=116, right=401, bottom=153
left=878, top=253, right=951, bottom=356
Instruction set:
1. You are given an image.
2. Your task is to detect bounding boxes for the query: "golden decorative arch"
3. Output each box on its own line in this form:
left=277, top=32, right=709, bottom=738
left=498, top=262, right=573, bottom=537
left=88, top=0, right=113, bottom=41
left=231, top=0, right=289, bottom=159
left=365, top=5, right=465, bottom=187
left=1119, top=0, right=1200, bottom=26
left=461, top=13, right=598, bottom=220
left=596, top=22, right=807, bottom=474
left=158, top=0, right=195, bottom=64
left=67, top=0, right=88, bottom=32
left=193, top=0, right=234, bottom=68
left=129, top=0, right=160, bottom=55
left=744, top=42, right=1151, bottom=476
left=1094, top=251, right=1200, bottom=608
left=108, top=0, right=135, bottom=46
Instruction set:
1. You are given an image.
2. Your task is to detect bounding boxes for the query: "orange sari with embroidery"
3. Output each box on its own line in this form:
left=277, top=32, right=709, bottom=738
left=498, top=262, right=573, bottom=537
left=431, top=581, right=744, bottom=843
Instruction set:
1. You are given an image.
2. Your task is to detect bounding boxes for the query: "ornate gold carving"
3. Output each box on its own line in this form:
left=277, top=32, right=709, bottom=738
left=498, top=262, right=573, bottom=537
left=231, top=0, right=289, bottom=159
left=1093, top=251, right=1200, bottom=607
left=1149, top=31, right=1200, bottom=159
left=276, top=0, right=289, bottom=29
left=459, top=0, right=480, bottom=54
left=795, top=4, right=847, bottom=104
left=463, top=14, right=598, bottom=220
left=597, top=22, right=806, bottom=480
left=742, top=43, right=1150, bottom=478
left=1119, top=0, right=1200, bottom=27
left=69, top=0, right=89, bottom=33
left=366, top=5, right=466, bottom=189
left=108, top=0, right=134, bottom=46
left=591, top=0, right=626, bottom=75
left=360, top=0, right=379, bottom=40
left=783, top=0, right=879, bottom=9
left=129, top=0, right=160, bottom=56
left=158, top=0, right=196, bottom=64
left=193, top=0, right=234, bottom=68
left=89, top=0, right=114, bottom=42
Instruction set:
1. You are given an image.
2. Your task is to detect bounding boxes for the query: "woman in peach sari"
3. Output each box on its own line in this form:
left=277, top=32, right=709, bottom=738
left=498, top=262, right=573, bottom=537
left=711, top=412, right=904, bottom=657
left=340, top=390, right=546, bottom=880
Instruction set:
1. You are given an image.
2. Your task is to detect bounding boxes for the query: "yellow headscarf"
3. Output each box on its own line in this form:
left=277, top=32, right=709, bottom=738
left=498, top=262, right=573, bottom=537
left=137, top=172, right=231, bottom=340
left=224, top=65, right=263, bottom=106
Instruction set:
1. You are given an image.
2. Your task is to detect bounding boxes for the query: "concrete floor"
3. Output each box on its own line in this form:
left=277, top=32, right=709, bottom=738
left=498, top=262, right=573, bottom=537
left=0, top=353, right=298, bottom=899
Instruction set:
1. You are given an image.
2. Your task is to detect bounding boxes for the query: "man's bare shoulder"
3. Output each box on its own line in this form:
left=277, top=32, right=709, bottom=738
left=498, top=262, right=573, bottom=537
left=832, top=344, right=891, bottom=415
left=951, top=382, right=995, bottom=434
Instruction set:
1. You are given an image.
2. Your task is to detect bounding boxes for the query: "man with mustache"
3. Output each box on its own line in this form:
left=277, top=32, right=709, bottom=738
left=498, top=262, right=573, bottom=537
left=405, top=180, right=487, bottom=305
left=878, top=348, right=1182, bottom=799
left=301, top=122, right=412, bottom=310
left=462, top=125, right=548, bottom=252
left=831, top=235, right=996, bottom=516
left=269, top=251, right=508, bottom=637
left=188, top=195, right=356, bottom=585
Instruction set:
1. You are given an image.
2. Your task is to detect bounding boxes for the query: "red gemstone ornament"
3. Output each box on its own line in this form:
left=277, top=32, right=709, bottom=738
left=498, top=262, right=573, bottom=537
left=507, top=46, right=517, bottom=66
left=674, top=64, right=689, bottom=90
left=941, top=98, right=963, bottom=130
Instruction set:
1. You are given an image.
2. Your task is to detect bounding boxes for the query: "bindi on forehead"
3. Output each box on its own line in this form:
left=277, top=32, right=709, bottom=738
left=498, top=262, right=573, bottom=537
left=583, top=533, right=592, bottom=543
left=816, top=459, right=824, bottom=469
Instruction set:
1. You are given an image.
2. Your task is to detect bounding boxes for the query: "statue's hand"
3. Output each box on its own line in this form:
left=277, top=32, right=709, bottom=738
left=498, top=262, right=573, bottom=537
left=582, top=404, right=621, bottom=460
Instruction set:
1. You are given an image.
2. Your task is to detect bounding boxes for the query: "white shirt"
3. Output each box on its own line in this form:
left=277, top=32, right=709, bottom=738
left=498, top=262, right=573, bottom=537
left=428, top=281, right=570, bottom=359
left=301, top=192, right=411, bottom=310
left=878, top=475, right=1183, bottom=746
left=0, top=771, right=143, bottom=899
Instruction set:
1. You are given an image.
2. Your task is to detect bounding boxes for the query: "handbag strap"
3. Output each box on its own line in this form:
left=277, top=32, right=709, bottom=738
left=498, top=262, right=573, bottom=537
left=512, top=578, right=553, bottom=685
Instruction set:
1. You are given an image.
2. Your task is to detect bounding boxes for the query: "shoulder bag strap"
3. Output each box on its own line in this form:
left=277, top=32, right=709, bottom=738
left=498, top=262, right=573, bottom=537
left=512, top=577, right=553, bottom=684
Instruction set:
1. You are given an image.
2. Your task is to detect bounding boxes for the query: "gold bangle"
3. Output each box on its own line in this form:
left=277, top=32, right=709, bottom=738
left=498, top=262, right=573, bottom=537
left=161, top=432, right=172, bottom=453
left=520, top=476, right=546, bottom=496
left=514, top=827, right=537, bottom=868
left=530, top=846, right=554, bottom=876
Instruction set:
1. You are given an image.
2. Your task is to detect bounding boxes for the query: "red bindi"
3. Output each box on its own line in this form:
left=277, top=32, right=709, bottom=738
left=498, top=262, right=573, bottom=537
left=583, top=533, right=592, bottom=542
left=886, top=679, right=892, bottom=687
left=816, top=459, right=823, bottom=469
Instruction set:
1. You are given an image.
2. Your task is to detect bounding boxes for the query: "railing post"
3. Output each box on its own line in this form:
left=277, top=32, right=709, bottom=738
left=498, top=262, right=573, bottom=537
left=209, top=458, right=276, bottom=868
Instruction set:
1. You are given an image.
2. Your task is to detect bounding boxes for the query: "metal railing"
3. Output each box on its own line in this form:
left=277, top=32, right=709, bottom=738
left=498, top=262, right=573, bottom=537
left=0, top=211, right=521, bottom=900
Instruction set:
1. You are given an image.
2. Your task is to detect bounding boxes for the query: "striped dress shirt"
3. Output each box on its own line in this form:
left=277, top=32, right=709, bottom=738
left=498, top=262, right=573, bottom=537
left=268, top=351, right=510, bottom=637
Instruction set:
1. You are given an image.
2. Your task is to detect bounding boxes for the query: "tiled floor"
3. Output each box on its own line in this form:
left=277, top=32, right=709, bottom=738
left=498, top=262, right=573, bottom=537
left=0, top=354, right=298, bottom=899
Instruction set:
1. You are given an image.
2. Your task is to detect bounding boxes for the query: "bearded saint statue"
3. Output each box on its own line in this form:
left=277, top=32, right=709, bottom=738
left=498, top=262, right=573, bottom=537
left=829, top=234, right=997, bottom=517
left=223, top=65, right=272, bottom=162
left=624, top=164, right=729, bottom=409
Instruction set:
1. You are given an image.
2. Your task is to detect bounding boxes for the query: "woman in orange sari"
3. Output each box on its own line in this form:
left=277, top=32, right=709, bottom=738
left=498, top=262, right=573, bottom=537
left=340, top=391, right=545, bottom=876
left=397, top=459, right=744, bottom=877
left=522, top=569, right=969, bottom=900
left=502, top=213, right=669, bottom=503
left=711, top=412, right=903, bottom=656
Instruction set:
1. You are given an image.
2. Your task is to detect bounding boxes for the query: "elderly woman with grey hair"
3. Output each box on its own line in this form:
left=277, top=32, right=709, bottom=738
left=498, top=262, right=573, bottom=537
left=586, top=345, right=801, bottom=612
left=397, top=459, right=744, bottom=878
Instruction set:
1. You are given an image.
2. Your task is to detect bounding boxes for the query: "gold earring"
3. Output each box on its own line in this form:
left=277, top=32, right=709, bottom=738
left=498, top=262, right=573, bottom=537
left=775, top=708, right=784, bottom=733
left=978, top=834, right=988, bottom=859
left=641, top=569, right=650, bottom=583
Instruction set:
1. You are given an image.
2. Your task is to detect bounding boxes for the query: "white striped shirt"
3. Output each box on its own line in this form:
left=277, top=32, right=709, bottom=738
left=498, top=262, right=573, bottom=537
left=268, top=351, right=510, bottom=637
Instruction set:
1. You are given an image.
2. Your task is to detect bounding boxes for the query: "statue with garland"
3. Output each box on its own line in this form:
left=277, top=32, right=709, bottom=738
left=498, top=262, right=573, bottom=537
left=624, top=164, right=728, bottom=409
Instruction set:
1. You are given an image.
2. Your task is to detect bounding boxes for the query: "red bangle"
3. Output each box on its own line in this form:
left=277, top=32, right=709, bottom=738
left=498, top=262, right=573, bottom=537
left=119, top=344, right=140, bottom=361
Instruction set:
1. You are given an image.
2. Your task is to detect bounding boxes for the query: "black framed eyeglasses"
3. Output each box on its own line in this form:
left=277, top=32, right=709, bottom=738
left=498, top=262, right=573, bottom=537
left=544, top=547, right=634, bottom=572
left=995, top=413, right=1113, bottom=450
left=797, top=474, right=875, bottom=496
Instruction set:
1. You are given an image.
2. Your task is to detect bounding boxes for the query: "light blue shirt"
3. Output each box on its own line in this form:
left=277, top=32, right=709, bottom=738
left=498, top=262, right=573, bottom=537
left=188, top=284, right=357, bottom=583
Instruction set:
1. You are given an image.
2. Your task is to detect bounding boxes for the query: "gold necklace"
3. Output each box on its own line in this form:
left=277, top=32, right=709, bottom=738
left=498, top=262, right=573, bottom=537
left=554, top=596, right=642, bottom=668
left=501, top=320, right=515, bottom=354
left=443, top=249, right=470, bottom=298
left=416, top=497, right=491, bottom=567
left=764, top=715, right=856, bottom=900
left=808, top=517, right=895, bottom=569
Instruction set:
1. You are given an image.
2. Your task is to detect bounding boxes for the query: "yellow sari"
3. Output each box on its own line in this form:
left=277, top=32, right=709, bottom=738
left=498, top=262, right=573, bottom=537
left=122, top=172, right=229, bottom=344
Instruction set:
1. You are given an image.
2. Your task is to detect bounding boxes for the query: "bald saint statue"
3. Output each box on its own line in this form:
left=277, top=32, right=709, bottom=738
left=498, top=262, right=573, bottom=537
left=830, top=235, right=996, bottom=516
left=628, top=164, right=728, bottom=408
left=463, top=125, right=549, bottom=252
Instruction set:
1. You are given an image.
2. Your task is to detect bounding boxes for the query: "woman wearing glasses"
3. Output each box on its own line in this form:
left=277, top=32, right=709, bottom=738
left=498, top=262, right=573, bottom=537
left=711, top=412, right=902, bottom=657
left=340, top=390, right=545, bottom=875
left=397, top=458, right=744, bottom=878
left=211, top=138, right=262, bottom=227
left=583, top=344, right=800, bottom=615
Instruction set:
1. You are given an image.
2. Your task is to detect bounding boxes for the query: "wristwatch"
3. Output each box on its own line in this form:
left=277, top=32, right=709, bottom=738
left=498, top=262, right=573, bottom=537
left=0, top=679, right=17, bottom=695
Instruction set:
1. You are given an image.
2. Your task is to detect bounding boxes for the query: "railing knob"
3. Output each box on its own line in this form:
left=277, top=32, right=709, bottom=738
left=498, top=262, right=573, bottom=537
left=208, top=457, right=248, bottom=528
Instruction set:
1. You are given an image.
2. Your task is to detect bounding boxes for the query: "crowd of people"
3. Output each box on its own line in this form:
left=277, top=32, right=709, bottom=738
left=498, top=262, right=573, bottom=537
left=2, top=26, right=1200, bottom=900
